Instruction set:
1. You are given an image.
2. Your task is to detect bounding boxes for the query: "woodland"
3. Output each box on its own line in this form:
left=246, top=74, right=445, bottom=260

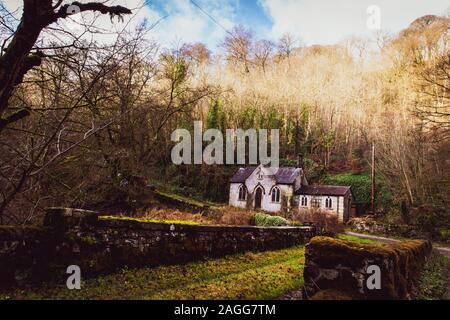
left=0, top=1, right=448, bottom=232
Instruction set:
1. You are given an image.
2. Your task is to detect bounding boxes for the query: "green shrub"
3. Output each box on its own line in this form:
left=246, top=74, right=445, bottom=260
left=324, top=173, right=393, bottom=211
left=255, top=213, right=289, bottom=227
left=324, top=173, right=371, bottom=203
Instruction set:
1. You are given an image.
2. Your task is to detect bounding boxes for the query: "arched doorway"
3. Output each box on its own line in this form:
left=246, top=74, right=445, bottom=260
left=254, top=187, right=263, bottom=209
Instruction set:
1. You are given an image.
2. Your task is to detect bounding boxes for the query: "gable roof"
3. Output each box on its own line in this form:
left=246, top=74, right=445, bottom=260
left=295, top=185, right=352, bottom=197
left=230, top=167, right=257, bottom=183
left=230, top=166, right=302, bottom=185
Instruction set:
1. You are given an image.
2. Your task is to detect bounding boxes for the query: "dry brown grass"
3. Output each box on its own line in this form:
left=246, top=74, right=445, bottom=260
left=218, top=207, right=256, bottom=226
left=142, top=206, right=256, bottom=226
left=143, top=208, right=214, bottom=225
left=292, top=208, right=344, bottom=235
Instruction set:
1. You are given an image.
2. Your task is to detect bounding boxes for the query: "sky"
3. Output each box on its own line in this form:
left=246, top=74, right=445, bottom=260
left=2, top=0, right=450, bottom=49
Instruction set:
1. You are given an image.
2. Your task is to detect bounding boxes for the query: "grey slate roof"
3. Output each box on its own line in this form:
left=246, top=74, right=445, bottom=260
left=295, top=185, right=352, bottom=197
left=230, top=167, right=257, bottom=183
left=273, top=167, right=302, bottom=184
left=230, top=167, right=302, bottom=185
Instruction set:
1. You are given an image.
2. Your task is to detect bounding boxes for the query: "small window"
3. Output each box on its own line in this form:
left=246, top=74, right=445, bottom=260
left=325, top=197, right=333, bottom=209
left=271, top=187, right=281, bottom=203
left=238, top=185, right=247, bottom=201
left=301, top=196, right=308, bottom=207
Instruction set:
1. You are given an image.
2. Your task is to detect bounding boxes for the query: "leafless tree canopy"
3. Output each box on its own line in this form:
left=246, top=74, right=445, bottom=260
left=277, top=33, right=299, bottom=60
left=221, top=25, right=254, bottom=73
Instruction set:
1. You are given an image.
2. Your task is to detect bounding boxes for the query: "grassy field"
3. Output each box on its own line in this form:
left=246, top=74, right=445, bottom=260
left=2, top=233, right=446, bottom=300
left=0, top=246, right=305, bottom=300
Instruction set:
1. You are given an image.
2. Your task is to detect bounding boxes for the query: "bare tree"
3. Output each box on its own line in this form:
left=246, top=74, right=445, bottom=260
left=221, top=25, right=253, bottom=73
left=0, top=23, right=217, bottom=223
left=415, top=53, right=450, bottom=137
left=0, top=39, right=128, bottom=223
left=0, top=0, right=132, bottom=131
left=253, top=40, right=274, bottom=73
left=277, top=33, right=298, bottom=60
left=180, top=42, right=211, bottom=66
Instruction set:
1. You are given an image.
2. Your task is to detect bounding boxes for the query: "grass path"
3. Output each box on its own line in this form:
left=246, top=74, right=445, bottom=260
left=1, top=246, right=305, bottom=300
left=336, top=233, right=383, bottom=245
left=345, top=231, right=450, bottom=256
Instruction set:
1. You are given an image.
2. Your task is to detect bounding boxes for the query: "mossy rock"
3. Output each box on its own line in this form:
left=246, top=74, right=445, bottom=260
left=304, top=236, right=432, bottom=300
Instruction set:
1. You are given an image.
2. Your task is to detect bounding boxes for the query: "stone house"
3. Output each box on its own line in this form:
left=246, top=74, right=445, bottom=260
left=229, top=165, right=353, bottom=222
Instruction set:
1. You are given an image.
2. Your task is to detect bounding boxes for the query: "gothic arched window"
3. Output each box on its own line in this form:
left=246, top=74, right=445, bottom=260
left=238, top=185, right=247, bottom=201
left=271, top=187, right=281, bottom=203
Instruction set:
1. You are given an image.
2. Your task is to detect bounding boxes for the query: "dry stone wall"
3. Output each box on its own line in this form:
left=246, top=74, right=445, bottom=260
left=303, top=236, right=432, bottom=300
left=0, top=208, right=316, bottom=287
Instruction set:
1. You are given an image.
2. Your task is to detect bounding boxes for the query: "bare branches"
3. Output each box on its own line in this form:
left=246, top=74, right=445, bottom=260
left=254, top=40, right=274, bottom=73
left=221, top=25, right=254, bottom=73
left=0, top=19, right=216, bottom=224
left=0, top=0, right=132, bottom=128
left=414, top=53, right=450, bottom=135
left=277, top=33, right=299, bottom=60
left=53, top=2, right=132, bottom=23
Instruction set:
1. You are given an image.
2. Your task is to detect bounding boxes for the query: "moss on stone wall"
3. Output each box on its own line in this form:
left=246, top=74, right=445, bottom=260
left=99, top=216, right=200, bottom=226
left=0, top=208, right=316, bottom=288
left=304, top=236, right=432, bottom=300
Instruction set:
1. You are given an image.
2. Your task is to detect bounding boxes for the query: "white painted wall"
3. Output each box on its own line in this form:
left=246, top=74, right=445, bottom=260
left=229, top=165, right=350, bottom=221
left=297, top=195, right=345, bottom=221
left=260, top=184, right=293, bottom=213
left=229, top=183, right=247, bottom=209
left=229, top=165, right=295, bottom=213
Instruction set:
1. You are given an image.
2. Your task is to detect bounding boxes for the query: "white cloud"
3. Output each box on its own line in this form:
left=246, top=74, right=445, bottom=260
left=1, top=0, right=237, bottom=50
left=146, top=0, right=237, bottom=49
left=259, top=0, right=450, bottom=45
left=4, top=0, right=447, bottom=49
